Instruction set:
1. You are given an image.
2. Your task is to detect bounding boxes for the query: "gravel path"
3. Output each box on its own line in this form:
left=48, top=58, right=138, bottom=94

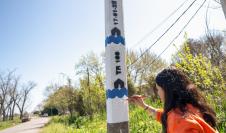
left=0, top=117, right=50, bottom=133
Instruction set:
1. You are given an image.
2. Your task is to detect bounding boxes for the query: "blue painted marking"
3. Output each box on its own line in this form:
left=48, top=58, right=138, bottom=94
left=106, top=87, right=128, bottom=99
left=105, top=35, right=125, bottom=46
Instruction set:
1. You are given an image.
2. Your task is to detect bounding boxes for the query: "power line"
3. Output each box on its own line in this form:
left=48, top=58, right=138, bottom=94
left=212, top=0, right=220, bottom=4
left=131, top=0, right=189, bottom=48
left=128, top=0, right=198, bottom=68
left=195, top=0, right=221, bottom=9
left=203, top=5, right=221, bottom=9
left=144, top=0, right=207, bottom=68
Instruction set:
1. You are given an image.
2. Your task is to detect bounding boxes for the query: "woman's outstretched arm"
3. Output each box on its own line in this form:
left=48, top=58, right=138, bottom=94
left=128, top=95, right=158, bottom=118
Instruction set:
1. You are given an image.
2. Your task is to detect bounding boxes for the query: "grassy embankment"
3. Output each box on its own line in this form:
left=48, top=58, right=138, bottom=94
left=41, top=99, right=162, bottom=133
left=0, top=117, right=21, bottom=131
left=42, top=99, right=225, bottom=133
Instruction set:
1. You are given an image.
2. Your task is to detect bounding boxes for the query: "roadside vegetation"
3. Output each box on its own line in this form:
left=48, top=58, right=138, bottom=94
left=40, top=32, right=225, bottom=132
left=0, top=70, right=36, bottom=130
left=0, top=116, right=21, bottom=130
left=42, top=99, right=162, bottom=133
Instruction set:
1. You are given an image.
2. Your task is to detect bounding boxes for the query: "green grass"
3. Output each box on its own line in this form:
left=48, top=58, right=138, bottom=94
left=42, top=108, right=161, bottom=133
left=129, top=106, right=161, bottom=132
left=129, top=99, right=162, bottom=133
left=41, top=99, right=225, bottom=133
left=42, top=99, right=162, bottom=133
left=0, top=117, right=21, bottom=131
left=42, top=114, right=106, bottom=133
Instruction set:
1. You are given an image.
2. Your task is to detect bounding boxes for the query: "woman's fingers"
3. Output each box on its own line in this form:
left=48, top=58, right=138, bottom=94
left=130, top=95, right=142, bottom=98
left=127, top=98, right=134, bottom=103
left=128, top=97, right=144, bottom=107
left=130, top=95, right=146, bottom=99
left=128, top=95, right=148, bottom=108
left=128, top=97, right=139, bottom=105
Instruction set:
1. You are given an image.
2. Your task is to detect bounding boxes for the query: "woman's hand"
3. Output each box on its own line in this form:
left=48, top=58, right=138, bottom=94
left=129, top=95, right=158, bottom=118
left=128, top=95, right=147, bottom=108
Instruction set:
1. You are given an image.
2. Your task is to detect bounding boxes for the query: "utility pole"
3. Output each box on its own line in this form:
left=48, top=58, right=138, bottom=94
left=221, top=0, right=226, bottom=19
left=105, top=0, right=129, bottom=133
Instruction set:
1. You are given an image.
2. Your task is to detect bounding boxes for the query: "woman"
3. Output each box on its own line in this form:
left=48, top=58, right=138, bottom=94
left=129, top=68, right=218, bottom=133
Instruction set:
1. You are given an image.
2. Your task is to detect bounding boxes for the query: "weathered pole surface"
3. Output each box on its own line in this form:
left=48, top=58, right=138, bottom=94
left=221, top=0, right=226, bottom=19
left=105, top=0, right=129, bottom=133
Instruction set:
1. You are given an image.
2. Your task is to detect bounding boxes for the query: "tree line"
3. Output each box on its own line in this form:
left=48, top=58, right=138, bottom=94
left=0, top=70, right=36, bottom=121
left=42, top=32, right=225, bottom=127
left=42, top=50, right=167, bottom=118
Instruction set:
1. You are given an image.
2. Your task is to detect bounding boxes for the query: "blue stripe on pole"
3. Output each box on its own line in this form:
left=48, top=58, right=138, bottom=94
left=106, top=88, right=128, bottom=99
left=105, top=35, right=125, bottom=46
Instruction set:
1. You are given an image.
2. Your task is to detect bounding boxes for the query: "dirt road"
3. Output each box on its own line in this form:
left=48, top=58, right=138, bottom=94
left=0, top=117, right=50, bottom=133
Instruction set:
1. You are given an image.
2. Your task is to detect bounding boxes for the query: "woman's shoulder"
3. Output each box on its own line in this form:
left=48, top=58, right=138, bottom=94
left=167, top=104, right=217, bottom=133
left=167, top=104, right=205, bottom=127
left=167, top=108, right=204, bottom=133
left=167, top=107, right=193, bottom=124
left=167, top=107, right=200, bottom=124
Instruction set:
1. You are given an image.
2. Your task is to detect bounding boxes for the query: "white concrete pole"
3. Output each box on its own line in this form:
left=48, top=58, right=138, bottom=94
left=105, top=0, right=129, bottom=133
left=221, top=0, right=226, bottom=19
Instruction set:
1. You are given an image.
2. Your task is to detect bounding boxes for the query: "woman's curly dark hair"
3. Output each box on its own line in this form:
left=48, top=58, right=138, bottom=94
left=155, top=68, right=216, bottom=133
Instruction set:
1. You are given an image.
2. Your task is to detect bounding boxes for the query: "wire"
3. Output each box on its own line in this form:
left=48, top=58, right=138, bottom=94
left=144, top=0, right=207, bottom=68
left=128, top=0, right=198, bottom=68
left=212, top=0, right=221, bottom=4
left=131, top=0, right=189, bottom=48
left=195, top=0, right=221, bottom=9
left=203, top=5, right=221, bottom=9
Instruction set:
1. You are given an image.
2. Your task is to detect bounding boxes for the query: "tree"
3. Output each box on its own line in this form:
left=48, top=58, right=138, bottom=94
left=0, top=70, right=35, bottom=121
left=41, top=107, right=58, bottom=116
left=0, top=70, right=18, bottom=121
left=126, top=49, right=167, bottom=94
left=16, top=81, right=36, bottom=119
left=75, top=52, right=104, bottom=89
left=78, top=77, right=106, bottom=116
left=173, top=32, right=226, bottom=79
left=174, top=39, right=226, bottom=129
left=44, top=87, right=68, bottom=115
left=43, top=77, right=79, bottom=118
left=127, top=77, right=136, bottom=96
left=8, top=76, right=19, bottom=120
left=74, top=93, right=85, bottom=116
left=75, top=52, right=105, bottom=116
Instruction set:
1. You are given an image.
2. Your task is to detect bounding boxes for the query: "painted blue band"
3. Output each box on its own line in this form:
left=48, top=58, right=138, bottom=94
left=105, top=35, right=125, bottom=46
left=106, top=87, right=128, bottom=99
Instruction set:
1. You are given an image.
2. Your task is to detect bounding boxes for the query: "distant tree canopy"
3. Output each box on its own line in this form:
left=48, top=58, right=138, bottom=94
left=173, top=32, right=226, bottom=80
left=0, top=70, right=35, bottom=121
left=44, top=52, right=106, bottom=118
left=43, top=32, right=226, bottom=127
left=43, top=50, right=167, bottom=118
left=42, top=33, right=226, bottom=131
left=126, top=50, right=167, bottom=96
left=41, top=107, right=58, bottom=116
left=174, top=36, right=226, bottom=130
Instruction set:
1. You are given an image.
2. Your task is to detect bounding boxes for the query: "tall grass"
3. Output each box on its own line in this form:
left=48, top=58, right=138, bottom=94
left=129, top=99, right=162, bottom=133
left=42, top=98, right=225, bottom=133
left=42, top=98, right=162, bottom=133
left=0, top=117, right=21, bottom=131
left=42, top=114, right=106, bottom=133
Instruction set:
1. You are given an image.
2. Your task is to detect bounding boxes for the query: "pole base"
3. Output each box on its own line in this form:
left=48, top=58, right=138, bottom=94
left=107, top=121, right=129, bottom=133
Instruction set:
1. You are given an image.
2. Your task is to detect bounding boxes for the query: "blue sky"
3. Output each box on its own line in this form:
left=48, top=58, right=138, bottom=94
left=0, top=0, right=225, bottom=112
